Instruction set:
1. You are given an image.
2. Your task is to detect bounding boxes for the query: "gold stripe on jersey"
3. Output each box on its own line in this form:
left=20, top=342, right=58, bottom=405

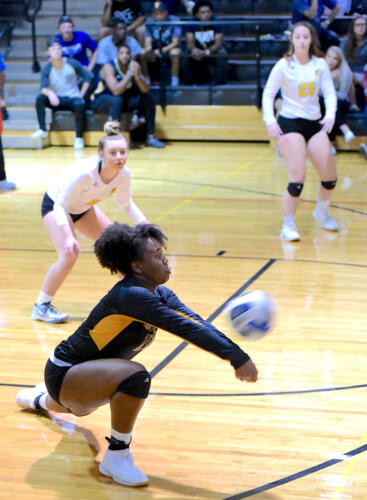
left=86, top=198, right=101, bottom=206
left=90, top=314, right=133, bottom=350
left=173, top=309, right=205, bottom=326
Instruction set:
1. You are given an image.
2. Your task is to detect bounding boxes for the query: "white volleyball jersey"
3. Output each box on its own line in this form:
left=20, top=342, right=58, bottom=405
left=262, top=56, right=337, bottom=126
left=47, top=158, right=146, bottom=226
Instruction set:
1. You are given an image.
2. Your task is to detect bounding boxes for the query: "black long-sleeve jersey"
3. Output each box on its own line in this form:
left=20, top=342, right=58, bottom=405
left=53, top=276, right=250, bottom=370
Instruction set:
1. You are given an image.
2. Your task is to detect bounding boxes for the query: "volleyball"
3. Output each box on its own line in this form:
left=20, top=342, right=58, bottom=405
left=227, top=290, right=277, bottom=340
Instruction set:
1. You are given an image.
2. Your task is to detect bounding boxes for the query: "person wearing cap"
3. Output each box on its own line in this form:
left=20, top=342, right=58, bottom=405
left=56, top=15, right=98, bottom=72
left=145, top=1, right=182, bottom=86
left=0, top=50, right=15, bottom=191
left=100, top=0, right=145, bottom=46
left=184, top=0, right=228, bottom=85
left=30, top=38, right=93, bottom=150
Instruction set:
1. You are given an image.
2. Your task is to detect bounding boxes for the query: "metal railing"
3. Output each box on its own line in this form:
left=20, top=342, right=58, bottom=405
left=145, top=19, right=279, bottom=109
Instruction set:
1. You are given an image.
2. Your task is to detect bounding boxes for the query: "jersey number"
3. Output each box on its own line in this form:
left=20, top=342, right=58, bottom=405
left=299, top=82, right=316, bottom=97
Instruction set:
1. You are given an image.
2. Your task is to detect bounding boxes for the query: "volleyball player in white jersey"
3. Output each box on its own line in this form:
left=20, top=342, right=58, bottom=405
left=262, top=21, right=338, bottom=242
left=32, top=121, right=148, bottom=324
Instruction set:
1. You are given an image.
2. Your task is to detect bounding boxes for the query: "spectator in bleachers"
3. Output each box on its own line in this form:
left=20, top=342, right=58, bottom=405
left=0, top=51, right=15, bottom=191
left=56, top=16, right=98, bottom=72
left=99, top=0, right=145, bottom=46
left=292, top=0, right=340, bottom=51
left=92, top=44, right=165, bottom=148
left=96, top=20, right=148, bottom=77
left=324, top=45, right=356, bottom=144
left=31, top=38, right=93, bottom=150
left=340, top=15, right=367, bottom=109
left=184, top=0, right=227, bottom=85
left=145, top=1, right=181, bottom=86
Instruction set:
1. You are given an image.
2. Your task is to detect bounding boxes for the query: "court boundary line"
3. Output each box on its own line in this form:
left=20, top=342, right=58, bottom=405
left=150, top=259, right=276, bottom=377
left=222, top=443, right=367, bottom=499
left=0, top=247, right=366, bottom=269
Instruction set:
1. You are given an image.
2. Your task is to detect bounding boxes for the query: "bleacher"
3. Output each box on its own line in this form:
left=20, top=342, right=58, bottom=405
left=1, top=0, right=366, bottom=149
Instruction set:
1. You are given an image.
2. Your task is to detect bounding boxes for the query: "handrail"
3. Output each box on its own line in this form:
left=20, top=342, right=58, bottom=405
left=145, top=18, right=282, bottom=110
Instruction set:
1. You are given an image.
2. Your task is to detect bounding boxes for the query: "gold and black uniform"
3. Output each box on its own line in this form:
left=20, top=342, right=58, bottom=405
left=45, top=276, right=250, bottom=402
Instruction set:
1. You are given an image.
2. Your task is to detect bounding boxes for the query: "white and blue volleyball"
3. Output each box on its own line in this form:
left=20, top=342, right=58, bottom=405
left=227, top=290, right=277, bottom=340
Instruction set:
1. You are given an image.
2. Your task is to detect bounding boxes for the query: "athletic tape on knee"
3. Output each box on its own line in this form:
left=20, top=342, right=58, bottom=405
left=287, top=182, right=304, bottom=197
left=116, top=371, right=151, bottom=398
left=321, top=179, right=337, bottom=190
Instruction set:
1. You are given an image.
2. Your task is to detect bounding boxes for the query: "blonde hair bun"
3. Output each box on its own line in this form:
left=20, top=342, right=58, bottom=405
left=103, top=120, right=121, bottom=136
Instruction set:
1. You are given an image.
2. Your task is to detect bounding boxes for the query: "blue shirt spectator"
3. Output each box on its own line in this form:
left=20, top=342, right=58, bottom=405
left=55, top=16, right=98, bottom=71
left=292, top=0, right=340, bottom=50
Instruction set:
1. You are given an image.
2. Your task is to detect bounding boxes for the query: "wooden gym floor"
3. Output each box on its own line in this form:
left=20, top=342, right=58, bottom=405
left=1, top=141, right=367, bottom=499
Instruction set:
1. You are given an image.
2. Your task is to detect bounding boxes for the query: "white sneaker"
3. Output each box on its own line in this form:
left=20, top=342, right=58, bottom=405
left=280, top=222, right=300, bottom=241
left=30, top=129, right=48, bottom=139
left=344, top=130, right=355, bottom=143
left=73, top=137, right=84, bottom=150
left=31, top=302, right=69, bottom=323
left=16, top=382, right=47, bottom=411
left=99, top=447, right=149, bottom=487
left=313, top=209, right=339, bottom=231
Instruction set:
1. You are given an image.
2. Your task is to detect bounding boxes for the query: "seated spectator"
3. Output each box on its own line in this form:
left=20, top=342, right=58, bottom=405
left=55, top=15, right=98, bottom=72
left=30, top=38, right=93, bottom=150
left=324, top=46, right=356, bottom=144
left=184, top=0, right=227, bottom=85
left=341, top=15, right=367, bottom=109
left=96, top=20, right=148, bottom=77
left=292, top=0, right=340, bottom=51
left=99, top=0, right=145, bottom=46
left=145, top=1, right=181, bottom=86
left=92, top=44, right=165, bottom=148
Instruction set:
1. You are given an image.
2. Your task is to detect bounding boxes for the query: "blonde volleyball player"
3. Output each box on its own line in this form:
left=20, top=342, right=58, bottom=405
left=262, top=21, right=338, bottom=242
left=32, top=121, right=148, bottom=324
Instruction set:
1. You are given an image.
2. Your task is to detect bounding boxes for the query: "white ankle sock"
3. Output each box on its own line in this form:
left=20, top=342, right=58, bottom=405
left=36, top=291, right=53, bottom=305
left=111, top=428, right=132, bottom=445
left=38, top=392, right=49, bottom=410
left=284, top=215, right=295, bottom=225
left=316, top=199, right=330, bottom=212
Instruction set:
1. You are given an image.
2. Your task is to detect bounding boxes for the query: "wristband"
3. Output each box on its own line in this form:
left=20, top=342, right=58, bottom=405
left=127, top=70, right=134, bottom=76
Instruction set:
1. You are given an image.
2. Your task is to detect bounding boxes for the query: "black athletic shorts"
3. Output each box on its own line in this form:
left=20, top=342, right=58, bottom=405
left=41, top=192, right=91, bottom=223
left=44, top=358, right=71, bottom=405
left=278, top=115, right=322, bottom=142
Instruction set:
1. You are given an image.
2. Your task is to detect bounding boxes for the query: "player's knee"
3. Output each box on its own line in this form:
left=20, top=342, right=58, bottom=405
left=321, top=179, right=337, bottom=190
left=287, top=182, right=304, bottom=197
left=116, top=370, right=151, bottom=399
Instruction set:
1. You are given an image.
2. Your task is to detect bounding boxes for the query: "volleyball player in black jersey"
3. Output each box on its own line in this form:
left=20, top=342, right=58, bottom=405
left=17, top=222, right=258, bottom=487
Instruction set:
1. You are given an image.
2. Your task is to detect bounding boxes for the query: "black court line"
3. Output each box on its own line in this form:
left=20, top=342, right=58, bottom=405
left=1, top=247, right=367, bottom=271
left=3, top=382, right=367, bottom=395
left=134, top=176, right=367, bottom=216
left=223, top=442, right=367, bottom=499
left=150, top=259, right=276, bottom=378
left=149, top=382, right=367, bottom=396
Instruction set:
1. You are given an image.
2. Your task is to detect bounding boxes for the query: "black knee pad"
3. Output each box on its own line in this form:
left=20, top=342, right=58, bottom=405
left=287, top=182, right=304, bottom=197
left=116, top=370, right=151, bottom=399
left=321, top=179, right=337, bottom=190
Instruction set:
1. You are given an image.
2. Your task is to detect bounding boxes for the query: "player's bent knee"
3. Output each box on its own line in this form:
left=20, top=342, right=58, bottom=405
left=116, top=370, right=151, bottom=399
left=287, top=182, right=304, bottom=197
left=321, top=179, right=337, bottom=190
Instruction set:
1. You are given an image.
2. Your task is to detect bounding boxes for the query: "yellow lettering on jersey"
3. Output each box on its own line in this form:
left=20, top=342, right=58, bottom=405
left=90, top=314, right=133, bottom=350
left=299, top=82, right=316, bottom=97
left=86, top=199, right=101, bottom=206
